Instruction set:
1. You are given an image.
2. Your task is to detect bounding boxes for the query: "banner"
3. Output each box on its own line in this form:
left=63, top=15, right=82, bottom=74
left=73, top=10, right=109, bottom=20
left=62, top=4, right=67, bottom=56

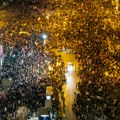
left=0, top=45, right=3, bottom=57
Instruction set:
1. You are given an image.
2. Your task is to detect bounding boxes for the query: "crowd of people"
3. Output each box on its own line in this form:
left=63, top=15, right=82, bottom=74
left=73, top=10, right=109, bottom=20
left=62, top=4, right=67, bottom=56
left=0, top=40, right=66, bottom=120
left=71, top=1, right=120, bottom=120
left=73, top=77, right=120, bottom=120
left=72, top=38, right=120, bottom=119
left=0, top=0, right=120, bottom=120
left=0, top=36, right=67, bottom=120
left=0, top=1, right=70, bottom=119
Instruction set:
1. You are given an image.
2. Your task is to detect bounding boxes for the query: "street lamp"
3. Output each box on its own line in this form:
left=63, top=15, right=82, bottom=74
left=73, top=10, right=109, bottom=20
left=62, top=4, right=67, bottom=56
left=39, top=33, right=48, bottom=45
left=42, top=34, right=47, bottom=39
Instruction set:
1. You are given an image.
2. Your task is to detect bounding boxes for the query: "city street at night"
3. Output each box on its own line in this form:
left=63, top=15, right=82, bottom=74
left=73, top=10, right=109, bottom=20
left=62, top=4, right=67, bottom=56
left=0, top=0, right=120, bottom=120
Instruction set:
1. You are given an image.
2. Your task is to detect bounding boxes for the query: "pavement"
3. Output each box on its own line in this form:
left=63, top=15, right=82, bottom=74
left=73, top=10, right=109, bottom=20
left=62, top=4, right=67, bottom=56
left=51, top=49, right=77, bottom=63
left=51, top=49, right=80, bottom=120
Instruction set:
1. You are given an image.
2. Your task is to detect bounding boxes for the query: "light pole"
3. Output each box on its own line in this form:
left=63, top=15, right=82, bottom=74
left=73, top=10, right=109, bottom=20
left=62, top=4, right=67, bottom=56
left=39, top=33, right=48, bottom=45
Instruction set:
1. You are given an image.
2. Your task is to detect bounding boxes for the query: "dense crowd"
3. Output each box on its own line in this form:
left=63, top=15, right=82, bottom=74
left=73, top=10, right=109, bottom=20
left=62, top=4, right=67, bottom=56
left=71, top=1, right=120, bottom=120
left=73, top=77, right=120, bottom=120
left=0, top=0, right=120, bottom=120
left=0, top=1, right=70, bottom=119
left=72, top=39, right=120, bottom=119
left=0, top=41, right=66, bottom=119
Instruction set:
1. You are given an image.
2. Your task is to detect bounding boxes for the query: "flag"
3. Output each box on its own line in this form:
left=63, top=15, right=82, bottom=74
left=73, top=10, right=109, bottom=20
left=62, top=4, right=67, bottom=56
left=0, top=45, right=3, bottom=57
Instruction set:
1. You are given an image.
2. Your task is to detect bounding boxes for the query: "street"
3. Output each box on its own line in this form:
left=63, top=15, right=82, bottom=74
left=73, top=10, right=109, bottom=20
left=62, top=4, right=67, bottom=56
left=1, top=1, right=119, bottom=118
left=52, top=49, right=80, bottom=120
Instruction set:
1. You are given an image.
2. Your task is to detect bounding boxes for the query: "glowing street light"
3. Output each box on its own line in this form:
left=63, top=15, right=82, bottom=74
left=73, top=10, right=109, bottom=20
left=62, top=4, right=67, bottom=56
left=39, top=33, right=49, bottom=45
left=42, top=34, right=47, bottom=39
left=40, top=33, right=48, bottom=40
